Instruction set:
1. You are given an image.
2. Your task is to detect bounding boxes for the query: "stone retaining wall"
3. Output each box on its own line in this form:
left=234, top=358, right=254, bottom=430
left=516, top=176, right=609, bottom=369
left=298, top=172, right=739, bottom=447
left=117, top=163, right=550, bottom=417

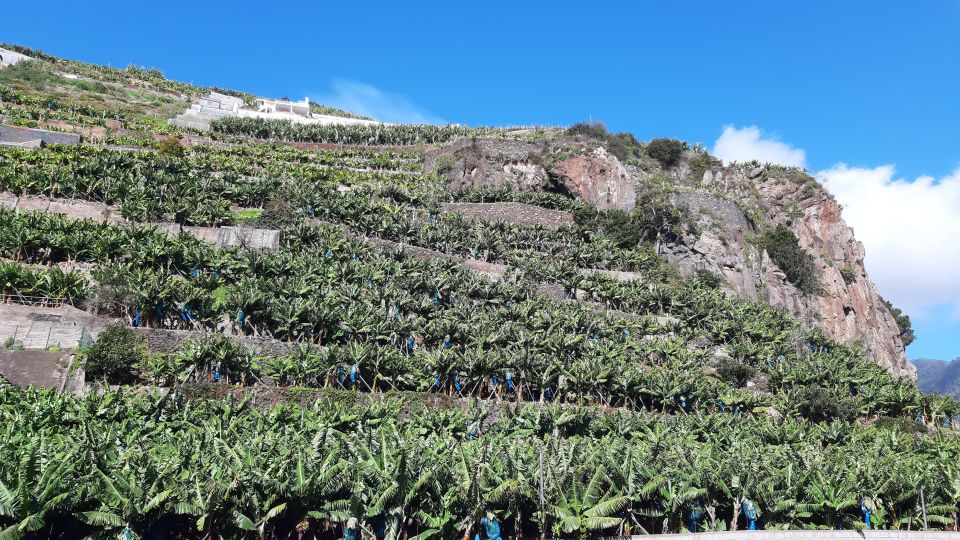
left=0, top=192, right=280, bottom=251
left=441, top=202, right=575, bottom=228
left=134, top=327, right=300, bottom=356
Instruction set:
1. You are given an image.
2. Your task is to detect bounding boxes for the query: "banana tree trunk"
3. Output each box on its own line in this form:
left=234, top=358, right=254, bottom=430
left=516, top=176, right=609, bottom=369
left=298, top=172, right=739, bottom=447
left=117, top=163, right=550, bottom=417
left=732, top=500, right=741, bottom=531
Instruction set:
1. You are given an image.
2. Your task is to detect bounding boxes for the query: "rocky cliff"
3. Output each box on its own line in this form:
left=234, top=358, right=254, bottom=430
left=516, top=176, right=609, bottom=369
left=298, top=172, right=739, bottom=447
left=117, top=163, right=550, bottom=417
left=663, top=161, right=912, bottom=378
left=430, top=137, right=912, bottom=378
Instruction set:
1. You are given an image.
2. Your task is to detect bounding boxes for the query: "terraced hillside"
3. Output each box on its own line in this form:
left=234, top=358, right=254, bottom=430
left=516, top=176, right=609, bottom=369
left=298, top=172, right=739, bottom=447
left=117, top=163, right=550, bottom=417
left=0, top=43, right=958, bottom=539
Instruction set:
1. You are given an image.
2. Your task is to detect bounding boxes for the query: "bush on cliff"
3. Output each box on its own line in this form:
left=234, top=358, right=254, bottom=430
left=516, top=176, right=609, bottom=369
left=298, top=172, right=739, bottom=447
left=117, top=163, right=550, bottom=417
left=762, top=224, right=820, bottom=294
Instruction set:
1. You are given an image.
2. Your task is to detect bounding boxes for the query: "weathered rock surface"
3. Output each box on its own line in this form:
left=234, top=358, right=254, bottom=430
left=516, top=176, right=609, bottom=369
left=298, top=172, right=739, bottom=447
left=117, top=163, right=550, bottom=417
left=427, top=138, right=550, bottom=192
left=429, top=138, right=637, bottom=211
left=664, top=165, right=912, bottom=378
left=547, top=147, right=636, bottom=211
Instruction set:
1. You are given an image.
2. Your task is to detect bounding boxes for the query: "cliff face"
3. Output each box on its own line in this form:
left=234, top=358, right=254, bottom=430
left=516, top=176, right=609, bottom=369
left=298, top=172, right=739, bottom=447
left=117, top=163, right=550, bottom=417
left=661, top=162, right=912, bottom=378
left=431, top=138, right=911, bottom=378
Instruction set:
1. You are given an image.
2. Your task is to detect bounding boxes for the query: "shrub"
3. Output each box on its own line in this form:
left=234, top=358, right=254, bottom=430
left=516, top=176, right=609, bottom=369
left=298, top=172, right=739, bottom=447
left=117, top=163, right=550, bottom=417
left=603, top=132, right=642, bottom=163
left=694, top=269, right=723, bottom=289
left=258, top=198, right=298, bottom=228
left=84, top=325, right=145, bottom=384
left=157, top=136, right=185, bottom=157
left=762, top=225, right=820, bottom=294
left=795, top=385, right=855, bottom=422
left=840, top=266, right=857, bottom=285
left=600, top=210, right=645, bottom=248
left=874, top=416, right=924, bottom=433
left=566, top=121, right=642, bottom=163
left=880, top=297, right=915, bottom=347
left=646, top=138, right=687, bottom=168
left=716, top=357, right=756, bottom=387
left=432, top=154, right=456, bottom=175
left=688, top=152, right=713, bottom=183
left=566, top=121, right=610, bottom=140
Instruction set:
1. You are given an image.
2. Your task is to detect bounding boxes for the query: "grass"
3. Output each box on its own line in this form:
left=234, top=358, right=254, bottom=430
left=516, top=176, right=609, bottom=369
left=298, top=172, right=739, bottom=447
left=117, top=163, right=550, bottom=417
left=232, top=208, right=263, bottom=225
left=0, top=60, right=184, bottom=118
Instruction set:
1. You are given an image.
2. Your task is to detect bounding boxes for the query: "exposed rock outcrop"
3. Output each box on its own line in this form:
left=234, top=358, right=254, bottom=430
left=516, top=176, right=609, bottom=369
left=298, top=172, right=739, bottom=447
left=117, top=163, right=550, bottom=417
left=546, top=147, right=635, bottom=211
left=664, top=165, right=912, bottom=378
left=428, top=137, right=910, bottom=378
left=427, top=138, right=549, bottom=192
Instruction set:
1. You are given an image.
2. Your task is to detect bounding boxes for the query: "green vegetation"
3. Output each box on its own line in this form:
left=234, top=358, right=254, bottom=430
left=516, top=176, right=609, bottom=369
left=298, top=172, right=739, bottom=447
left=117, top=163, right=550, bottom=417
left=881, top=296, right=916, bottom=347
left=645, top=138, right=687, bottom=168
left=761, top=224, right=820, bottom=294
left=688, top=151, right=714, bottom=183
left=231, top=207, right=263, bottom=224
left=694, top=269, right=723, bottom=289
left=840, top=266, right=857, bottom=285
left=1, top=388, right=960, bottom=538
left=0, top=43, right=955, bottom=538
left=309, top=100, right=374, bottom=121
left=156, top=135, right=184, bottom=157
left=212, top=117, right=490, bottom=145
left=0, top=262, right=87, bottom=302
left=82, top=325, right=144, bottom=384
left=566, top=121, right=643, bottom=163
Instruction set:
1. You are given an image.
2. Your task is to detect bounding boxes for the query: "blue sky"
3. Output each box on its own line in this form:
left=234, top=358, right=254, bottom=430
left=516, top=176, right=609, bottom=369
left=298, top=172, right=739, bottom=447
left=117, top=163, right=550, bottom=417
left=3, top=1, right=959, bottom=360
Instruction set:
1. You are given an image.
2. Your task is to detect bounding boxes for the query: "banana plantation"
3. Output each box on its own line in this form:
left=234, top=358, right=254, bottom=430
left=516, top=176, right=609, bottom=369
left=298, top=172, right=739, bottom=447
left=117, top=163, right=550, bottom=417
left=1, top=47, right=959, bottom=539
left=210, top=117, right=494, bottom=146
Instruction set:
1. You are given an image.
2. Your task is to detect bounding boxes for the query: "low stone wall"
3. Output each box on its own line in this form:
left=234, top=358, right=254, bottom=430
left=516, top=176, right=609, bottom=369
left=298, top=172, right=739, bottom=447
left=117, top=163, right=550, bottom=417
left=133, top=328, right=300, bottom=356
left=441, top=202, right=575, bottom=228
left=0, top=192, right=280, bottom=251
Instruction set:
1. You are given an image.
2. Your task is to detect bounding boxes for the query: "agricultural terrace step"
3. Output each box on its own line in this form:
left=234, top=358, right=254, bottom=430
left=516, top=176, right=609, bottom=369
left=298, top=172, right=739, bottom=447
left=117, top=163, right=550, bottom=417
left=1, top=192, right=280, bottom=251
left=308, top=218, right=509, bottom=282
left=308, top=217, right=641, bottom=284
left=0, top=303, right=111, bottom=349
left=441, top=202, right=575, bottom=228
left=133, top=327, right=301, bottom=357
left=0, top=302, right=296, bottom=358
left=0, top=349, right=84, bottom=393
left=595, top=532, right=960, bottom=540
left=580, top=267, right=645, bottom=282
left=0, top=191, right=123, bottom=223
left=306, top=219, right=672, bottom=327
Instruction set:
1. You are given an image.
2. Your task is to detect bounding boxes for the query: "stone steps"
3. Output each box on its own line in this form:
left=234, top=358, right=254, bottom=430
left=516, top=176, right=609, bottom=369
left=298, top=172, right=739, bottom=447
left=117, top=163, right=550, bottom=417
left=169, top=91, right=245, bottom=132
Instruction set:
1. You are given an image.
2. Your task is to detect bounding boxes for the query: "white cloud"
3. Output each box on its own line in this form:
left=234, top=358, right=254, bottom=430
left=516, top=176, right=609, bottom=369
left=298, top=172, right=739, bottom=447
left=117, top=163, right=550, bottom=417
left=712, top=125, right=807, bottom=168
left=310, top=80, right=444, bottom=125
left=816, top=164, right=960, bottom=319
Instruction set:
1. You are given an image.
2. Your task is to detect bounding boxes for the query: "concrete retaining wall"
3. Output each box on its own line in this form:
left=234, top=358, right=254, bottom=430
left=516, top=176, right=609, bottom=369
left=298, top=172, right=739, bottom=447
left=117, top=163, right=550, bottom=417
left=0, top=350, right=84, bottom=393
left=0, top=124, right=81, bottom=147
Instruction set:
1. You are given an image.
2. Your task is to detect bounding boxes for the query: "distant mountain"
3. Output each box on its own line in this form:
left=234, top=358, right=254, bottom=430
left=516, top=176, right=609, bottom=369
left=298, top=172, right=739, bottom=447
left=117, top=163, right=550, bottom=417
left=913, top=358, right=960, bottom=397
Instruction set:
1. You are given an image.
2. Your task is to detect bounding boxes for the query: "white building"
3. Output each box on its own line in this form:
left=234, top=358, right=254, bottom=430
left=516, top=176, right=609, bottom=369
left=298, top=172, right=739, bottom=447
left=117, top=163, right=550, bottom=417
left=255, top=97, right=311, bottom=118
